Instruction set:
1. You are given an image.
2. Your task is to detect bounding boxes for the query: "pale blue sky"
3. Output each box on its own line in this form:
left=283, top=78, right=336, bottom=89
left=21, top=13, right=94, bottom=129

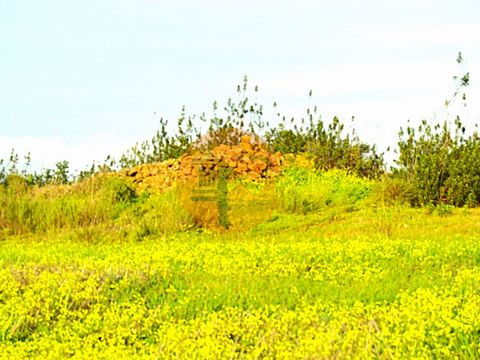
left=1, top=0, right=480, bottom=170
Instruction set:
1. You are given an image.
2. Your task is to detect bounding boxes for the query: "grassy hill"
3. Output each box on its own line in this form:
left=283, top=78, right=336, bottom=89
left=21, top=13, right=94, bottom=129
left=1, top=163, right=479, bottom=358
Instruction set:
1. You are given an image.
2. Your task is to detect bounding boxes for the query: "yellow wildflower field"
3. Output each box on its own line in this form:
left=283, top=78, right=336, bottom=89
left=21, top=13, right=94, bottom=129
left=0, top=207, right=479, bottom=358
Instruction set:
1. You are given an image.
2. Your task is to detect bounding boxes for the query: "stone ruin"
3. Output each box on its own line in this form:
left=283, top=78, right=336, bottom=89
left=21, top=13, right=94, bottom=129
left=120, top=135, right=285, bottom=192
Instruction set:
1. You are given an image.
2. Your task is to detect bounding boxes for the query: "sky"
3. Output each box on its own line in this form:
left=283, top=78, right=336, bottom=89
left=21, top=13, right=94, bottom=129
left=1, top=0, right=480, bottom=172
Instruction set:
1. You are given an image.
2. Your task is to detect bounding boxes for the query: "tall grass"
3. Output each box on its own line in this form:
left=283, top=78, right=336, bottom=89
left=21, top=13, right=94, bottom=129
left=0, top=174, right=194, bottom=239
left=1, top=167, right=398, bottom=238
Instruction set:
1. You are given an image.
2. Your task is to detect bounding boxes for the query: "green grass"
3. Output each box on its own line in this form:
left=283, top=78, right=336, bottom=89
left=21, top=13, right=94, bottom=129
left=276, top=167, right=372, bottom=213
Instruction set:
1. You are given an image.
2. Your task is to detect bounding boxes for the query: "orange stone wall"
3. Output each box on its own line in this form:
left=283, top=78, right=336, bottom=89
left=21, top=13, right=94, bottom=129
left=120, top=136, right=285, bottom=192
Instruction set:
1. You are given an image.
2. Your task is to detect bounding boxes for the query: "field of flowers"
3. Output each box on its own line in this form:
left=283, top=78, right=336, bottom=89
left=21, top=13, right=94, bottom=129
left=1, top=206, right=479, bottom=358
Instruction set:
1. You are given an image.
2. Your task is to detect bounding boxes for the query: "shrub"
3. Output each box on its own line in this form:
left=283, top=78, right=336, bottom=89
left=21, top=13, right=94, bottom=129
left=372, top=175, right=417, bottom=206
left=395, top=118, right=480, bottom=207
left=436, top=203, right=455, bottom=217
left=394, top=52, right=476, bottom=207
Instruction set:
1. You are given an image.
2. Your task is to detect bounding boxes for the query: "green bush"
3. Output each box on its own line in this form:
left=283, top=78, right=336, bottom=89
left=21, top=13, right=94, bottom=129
left=372, top=175, right=417, bottom=206
left=395, top=118, right=480, bottom=207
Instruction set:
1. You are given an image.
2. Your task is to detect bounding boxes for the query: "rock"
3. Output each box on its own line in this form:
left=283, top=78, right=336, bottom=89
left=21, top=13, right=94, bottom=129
left=247, top=171, right=261, bottom=180
left=240, top=156, right=252, bottom=165
left=253, top=159, right=267, bottom=172
left=240, top=142, right=253, bottom=153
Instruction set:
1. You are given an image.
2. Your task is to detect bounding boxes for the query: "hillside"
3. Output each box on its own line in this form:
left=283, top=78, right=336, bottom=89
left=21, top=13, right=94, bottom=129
left=1, top=205, right=479, bottom=358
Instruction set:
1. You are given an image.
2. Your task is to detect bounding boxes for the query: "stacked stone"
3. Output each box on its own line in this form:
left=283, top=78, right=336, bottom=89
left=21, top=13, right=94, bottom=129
left=121, top=135, right=284, bottom=192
